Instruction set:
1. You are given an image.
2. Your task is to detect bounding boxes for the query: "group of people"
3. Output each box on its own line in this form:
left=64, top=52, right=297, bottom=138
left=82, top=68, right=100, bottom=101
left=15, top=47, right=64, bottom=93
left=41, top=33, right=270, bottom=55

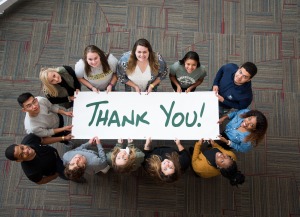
left=4, top=38, right=268, bottom=187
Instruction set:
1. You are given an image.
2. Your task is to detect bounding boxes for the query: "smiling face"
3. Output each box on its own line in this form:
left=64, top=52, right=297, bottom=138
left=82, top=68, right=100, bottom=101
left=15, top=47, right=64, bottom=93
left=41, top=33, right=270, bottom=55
left=86, top=52, right=101, bottom=68
left=241, top=116, right=257, bottom=131
left=47, top=71, right=62, bottom=84
left=115, top=150, right=130, bottom=166
left=14, top=145, right=36, bottom=162
left=69, top=154, right=87, bottom=170
left=184, top=59, right=198, bottom=73
left=215, top=152, right=233, bottom=169
left=161, top=159, right=175, bottom=175
left=234, top=67, right=252, bottom=85
left=22, top=96, right=40, bottom=116
left=135, top=45, right=149, bottom=62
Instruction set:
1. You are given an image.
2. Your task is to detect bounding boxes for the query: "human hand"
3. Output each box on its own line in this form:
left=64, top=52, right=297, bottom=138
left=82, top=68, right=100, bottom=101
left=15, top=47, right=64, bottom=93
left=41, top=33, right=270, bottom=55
left=212, top=85, right=219, bottom=94
left=64, top=133, right=73, bottom=141
left=197, top=138, right=204, bottom=144
left=75, top=89, right=80, bottom=95
left=64, top=125, right=73, bottom=131
left=174, top=138, right=181, bottom=146
left=134, top=86, right=141, bottom=94
left=146, top=86, right=153, bottom=95
left=91, top=86, right=99, bottom=93
left=217, top=94, right=224, bottom=102
left=106, top=85, right=112, bottom=93
left=127, top=138, right=133, bottom=144
left=217, top=116, right=227, bottom=124
left=176, top=86, right=182, bottom=93
left=218, top=135, right=229, bottom=145
left=64, top=111, right=73, bottom=117
left=117, top=138, right=123, bottom=144
left=185, top=87, right=192, bottom=93
left=144, top=137, right=152, bottom=150
left=94, top=136, right=100, bottom=144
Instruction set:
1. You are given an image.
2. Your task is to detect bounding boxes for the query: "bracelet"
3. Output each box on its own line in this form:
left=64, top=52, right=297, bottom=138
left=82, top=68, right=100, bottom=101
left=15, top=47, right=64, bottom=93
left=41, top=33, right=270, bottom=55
left=227, top=140, right=231, bottom=146
left=108, top=83, right=114, bottom=87
left=150, top=84, right=155, bottom=88
left=62, top=136, right=65, bottom=141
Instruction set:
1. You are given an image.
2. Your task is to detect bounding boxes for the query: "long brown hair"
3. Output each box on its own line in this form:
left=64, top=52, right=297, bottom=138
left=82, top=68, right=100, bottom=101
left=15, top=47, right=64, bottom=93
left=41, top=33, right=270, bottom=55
left=111, top=146, right=137, bottom=173
left=240, top=110, right=268, bottom=146
left=145, top=152, right=181, bottom=183
left=83, top=45, right=110, bottom=76
left=126, top=38, right=159, bottom=75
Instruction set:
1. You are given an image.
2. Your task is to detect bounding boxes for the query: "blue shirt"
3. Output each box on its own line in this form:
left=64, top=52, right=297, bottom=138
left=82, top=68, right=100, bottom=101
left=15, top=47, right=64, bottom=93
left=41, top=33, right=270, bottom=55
left=225, top=109, right=252, bottom=152
left=213, top=63, right=253, bottom=109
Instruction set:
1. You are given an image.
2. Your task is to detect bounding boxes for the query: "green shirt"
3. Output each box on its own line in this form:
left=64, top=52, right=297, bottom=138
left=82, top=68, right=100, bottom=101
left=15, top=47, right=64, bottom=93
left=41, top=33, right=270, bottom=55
left=169, top=61, right=207, bottom=88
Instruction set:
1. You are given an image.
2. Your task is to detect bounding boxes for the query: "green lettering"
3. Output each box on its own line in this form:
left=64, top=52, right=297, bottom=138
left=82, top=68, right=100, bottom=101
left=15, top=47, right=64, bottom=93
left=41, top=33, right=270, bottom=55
left=86, top=101, right=109, bottom=126
left=160, top=101, right=175, bottom=127
left=172, top=113, right=184, bottom=127
left=136, top=111, right=149, bottom=126
left=122, top=110, right=135, bottom=126
left=186, top=111, right=197, bottom=127
left=108, top=110, right=121, bottom=127
left=96, top=110, right=109, bottom=126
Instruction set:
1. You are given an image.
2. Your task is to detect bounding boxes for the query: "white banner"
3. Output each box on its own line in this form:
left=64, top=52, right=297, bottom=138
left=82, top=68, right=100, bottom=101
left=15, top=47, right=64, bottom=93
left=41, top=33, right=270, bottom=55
left=72, top=91, right=219, bottom=140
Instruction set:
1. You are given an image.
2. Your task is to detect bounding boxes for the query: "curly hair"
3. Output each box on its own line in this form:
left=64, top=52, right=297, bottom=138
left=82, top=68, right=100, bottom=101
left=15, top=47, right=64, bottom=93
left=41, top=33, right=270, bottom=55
left=64, top=163, right=86, bottom=181
left=83, top=45, right=111, bottom=77
left=145, top=152, right=181, bottom=183
left=240, top=110, right=268, bottom=146
left=110, top=146, right=137, bottom=173
left=126, top=38, right=159, bottom=76
left=40, top=67, right=59, bottom=97
left=220, top=161, right=245, bottom=187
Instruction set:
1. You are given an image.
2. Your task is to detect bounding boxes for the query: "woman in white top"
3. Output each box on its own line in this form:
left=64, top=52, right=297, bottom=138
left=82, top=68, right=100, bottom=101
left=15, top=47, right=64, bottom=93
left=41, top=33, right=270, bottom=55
left=75, top=45, right=118, bottom=92
left=117, top=38, right=168, bottom=93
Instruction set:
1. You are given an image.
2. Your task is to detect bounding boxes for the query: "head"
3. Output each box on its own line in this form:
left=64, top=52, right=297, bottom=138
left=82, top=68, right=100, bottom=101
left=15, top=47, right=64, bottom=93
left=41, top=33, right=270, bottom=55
left=40, top=68, right=61, bottom=97
left=240, top=110, right=268, bottom=144
left=5, top=144, right=36, bottom=162
left=127, top=39, right=159, bottom=75
left=145, top=152, right=181, bottom=183
left=64, top=154, right=87, bottom=181
left=111, top=147, right=137, bottom=173
left=83, top=45, right=110, bottom=76
left=17, top=93, right=40, bottom=116
left=179, top=51, right=201, bottom=73
left=219, top=161, right=245, bottom=187
left=234, top=62, right=257, bottom=85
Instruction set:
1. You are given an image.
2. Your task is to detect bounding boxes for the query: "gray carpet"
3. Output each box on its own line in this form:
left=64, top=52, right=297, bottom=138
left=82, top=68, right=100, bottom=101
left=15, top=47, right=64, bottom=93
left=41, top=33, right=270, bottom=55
left=0, top=0, right=299, bottom=216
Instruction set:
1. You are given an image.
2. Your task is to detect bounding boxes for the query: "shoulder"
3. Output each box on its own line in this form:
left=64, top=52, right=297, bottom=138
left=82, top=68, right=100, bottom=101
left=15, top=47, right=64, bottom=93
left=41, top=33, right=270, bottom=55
left=107, top=54, right=118, bottom=67
left=170, top=61, right=181, bottom=70
left=74, top=59, right=85, bottom=74
left=223, top=63, right=238, bottom=71
left=119, top=51, right=131, bottom=61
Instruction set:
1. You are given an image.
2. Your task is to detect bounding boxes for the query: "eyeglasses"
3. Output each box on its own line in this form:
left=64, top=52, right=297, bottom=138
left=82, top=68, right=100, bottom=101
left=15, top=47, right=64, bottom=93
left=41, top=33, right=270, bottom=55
left=24, top=98, right=38, bottom=109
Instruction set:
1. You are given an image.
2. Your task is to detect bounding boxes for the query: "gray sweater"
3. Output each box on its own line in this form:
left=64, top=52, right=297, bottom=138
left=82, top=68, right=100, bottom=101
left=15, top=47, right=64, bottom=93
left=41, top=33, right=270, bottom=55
left=63, top=142, right=109, bottom=175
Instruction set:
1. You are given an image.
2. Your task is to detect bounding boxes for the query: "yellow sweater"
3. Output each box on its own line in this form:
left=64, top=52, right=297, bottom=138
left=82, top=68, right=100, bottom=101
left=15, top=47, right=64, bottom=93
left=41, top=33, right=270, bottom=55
left=191, top=141, right=237, bottom=178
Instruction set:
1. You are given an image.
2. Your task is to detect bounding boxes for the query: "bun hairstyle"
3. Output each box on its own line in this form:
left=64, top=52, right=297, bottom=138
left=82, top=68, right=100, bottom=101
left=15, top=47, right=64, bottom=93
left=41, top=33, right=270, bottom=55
left=220, top=161, right=245, bottom=187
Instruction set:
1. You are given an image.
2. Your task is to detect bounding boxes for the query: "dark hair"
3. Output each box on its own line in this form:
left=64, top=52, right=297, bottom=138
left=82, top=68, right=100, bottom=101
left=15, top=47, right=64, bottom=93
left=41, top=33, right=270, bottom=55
left=179, top=51, right=201, bottom=68
left=240, top=110, right=268, bottom=145
left=241, top=62, right=257, bottom=78
left=5, top=144, right=18, bottom=161
left=17, top=92, right=34, bottom=107
left=83, top=45, right=110, bottom=76
left=64, top=163, right=86, bottom=181
left=127, top=38, right=159, bottom=75
left=220, top=161, right=245, bottom=186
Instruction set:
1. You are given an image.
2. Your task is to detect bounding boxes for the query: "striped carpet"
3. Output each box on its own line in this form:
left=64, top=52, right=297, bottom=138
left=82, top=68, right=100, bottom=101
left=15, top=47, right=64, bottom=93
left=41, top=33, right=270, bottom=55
left=0, top=0, right=299, bottom=216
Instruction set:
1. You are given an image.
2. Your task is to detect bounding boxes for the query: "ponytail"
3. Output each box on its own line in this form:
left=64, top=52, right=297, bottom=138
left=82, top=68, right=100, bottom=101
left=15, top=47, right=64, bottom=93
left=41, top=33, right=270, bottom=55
left=220, top=161, right=245, bottom=187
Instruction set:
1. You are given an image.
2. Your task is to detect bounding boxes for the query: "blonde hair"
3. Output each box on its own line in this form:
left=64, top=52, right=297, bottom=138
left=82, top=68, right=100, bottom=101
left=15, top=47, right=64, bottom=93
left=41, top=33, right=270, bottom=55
left=126, top=38, right=159, bottom=76
left=40, top=67, right=59, bottom=97
left=145, top=152, right=181, bottom=183
left=111, top=146, right=137, bottom=173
